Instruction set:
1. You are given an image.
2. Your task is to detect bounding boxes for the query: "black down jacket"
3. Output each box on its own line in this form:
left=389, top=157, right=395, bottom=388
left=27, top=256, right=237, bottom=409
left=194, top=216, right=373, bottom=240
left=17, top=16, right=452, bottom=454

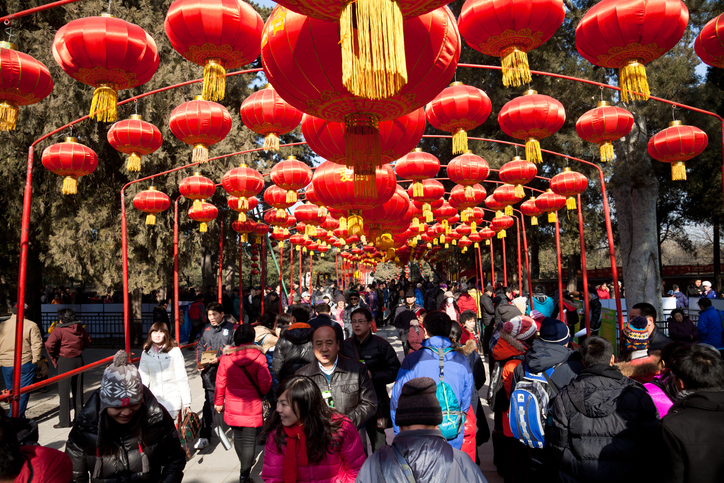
left=271, top=324, right=315, bottom=384
left=547, top=364, right=659, bottom=483
left=65, top=387, right=186, bottom=483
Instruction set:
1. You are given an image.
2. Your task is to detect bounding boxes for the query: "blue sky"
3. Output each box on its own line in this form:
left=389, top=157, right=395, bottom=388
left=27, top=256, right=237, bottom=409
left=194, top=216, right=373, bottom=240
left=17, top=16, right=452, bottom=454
left=256, top=0, right=277, bottom=7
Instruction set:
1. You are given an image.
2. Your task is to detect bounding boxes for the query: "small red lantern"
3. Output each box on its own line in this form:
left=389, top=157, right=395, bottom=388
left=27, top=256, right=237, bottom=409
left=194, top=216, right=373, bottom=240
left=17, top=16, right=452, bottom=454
left=228, top=196, right=258, bottom=222
left=222, top=165, right=264, bottom=215
left=550, top=168, right=589, bottom=210
left=254, top=223, right=269, bottom=243
left=52, top=15, right=159, bottom=122
left=0, top=41, right=53, bottom=131
left=295, top=203, right=325, bottom=236
left=133, top=187, right=171, bottom=225
left=270, top=156, right=312, bottom=204
left=408, top=179, right=445, bottom=223
left=491, top=215, right=514, bottom=238
left=426, top=82, right=492, bottom=154
left=576, top=102, right=634, bottom=162
left=520, top=196, right=544, bottom=226
left=450, top=184, right=486, bottom=228
left=188, top=200, right=218, bottom=232
left=41, top=137, right=98, bottom=195
left=233, top=219, right=257, bottom=242
left=433, top=201, right=458, bottom=230
left=499, top=156, right=537, bottom=198
left=180, top=173, right=216, bottom=211
left=240, top=85, right=303, bottom=151
left=107, top=115, right=163, bottom=172
left=647, top=121, right=708, bottom=181
left=498, top=90, right=565, bottom=164
left=534, top=189, right=566, bottom=223
left=484, top=194, right=507, bottom=216
left=479, top=226, right=496, bottom=245
left=493, top=184, right=523, bottom=216
left=468, top=230, right=483, bottom=248
left=447, top=151, right=490, bottom=201
left=395, top=148, right=441, bottom=197
left=169, top=97, right=233, bottom=163
left=696, top=13, right=724, bottom=68
left=264, top=185, right=296, bottom=217
left=165, top=0, right=263, bottom=101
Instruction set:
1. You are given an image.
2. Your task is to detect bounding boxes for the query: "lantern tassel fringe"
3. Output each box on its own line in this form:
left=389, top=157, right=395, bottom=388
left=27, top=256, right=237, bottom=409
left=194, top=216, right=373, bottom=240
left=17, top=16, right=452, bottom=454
left=89, top=84, right=118, bottom=123
left=127, top=153, right=141, bottom=172
left=354, top=172, right=377, bottom=199
left=526, top=138, right=543, bottom=164
left=548, top=212, right=557, bottom=223
left=505, top=205, right=513, bottom=216
left=514, top=184, right=525, bottom=198
left=530, top=216, right=538, bottom=226
left=286, top=190, right=298, bottom=204
left=672, top=161, right=687, bottom=181
left=566, top=197, right=577, bottom=210
left=452, top=128, right=468, bottom=155
left=62, top=176, right=77, bottom=195
left=464, top=185, right=475, bottom=201
left=193, top=144, right=209, bottom=164
left=199, top=222, right=208, bottom=233
left=145, top=213, right=156, bottom=225
left=345, top=114, right=381, bottom=173
left=412, top=181, right=423, bottom=198
left=600, top=141, right=614, bottom=162
left=0, top=102, right=18, bottom=131
left=238, top=212, right=247, bottom=222
left=193, top=199, right=203, bottom=211
left=485, top=239, right=490, bottom=245
left=619, top=61, right=650, bottom=104
left=203, top=59, right=226, bottom=102
left=501, top=47, right=531, bottom=88
left=264, top=133, right=280, bottom=151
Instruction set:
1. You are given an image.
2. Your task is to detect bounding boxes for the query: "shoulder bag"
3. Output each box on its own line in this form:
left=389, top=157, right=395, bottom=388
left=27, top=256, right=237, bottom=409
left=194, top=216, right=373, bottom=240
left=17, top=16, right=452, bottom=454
left=240, top=365, right=272, bottom=421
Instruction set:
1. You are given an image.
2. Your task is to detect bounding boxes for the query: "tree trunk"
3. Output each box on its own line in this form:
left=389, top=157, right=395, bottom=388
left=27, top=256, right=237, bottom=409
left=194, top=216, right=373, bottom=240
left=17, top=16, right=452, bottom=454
left=201, top=245, right=215, bottom=291
left=131, top=288, right=143, bottom=345
left=714, top=215, right=721, bottom=293
left=567, top=254, right=580, bottom=293
left=530, top=237, right=540, bottom=280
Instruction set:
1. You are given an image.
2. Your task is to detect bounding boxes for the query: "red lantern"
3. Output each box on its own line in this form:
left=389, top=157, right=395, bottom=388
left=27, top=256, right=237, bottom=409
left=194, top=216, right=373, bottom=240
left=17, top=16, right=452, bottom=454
left=228, top=196, right=258, bottom=222
left=534, top=189, right=566, bottom=223
left=576, top=0, right=689, bottom=103
left=188, top=200, right=218, bottom=232
left=321, top=216, right=340, bottom=232
left=41, top=137, right=98, bottom=195
left=408, top=179, right=445, bottom=222
left=240, top=85, right=303, bottom=151
left=485, top=194, right=507, bottom=215
left=133, top=187, right=171, bottom=225
left=447, top=151, right=490, bottom=200
left=295, top=203, right=325, bottom=236
left=170, top=97, right=233, bottom=163
left=468, top=230, right=483, bottom=248
left=493, top=184, right=523, bottom=216
left=0, top=42, right=53, bottom=131
left=647, top=121, right=708, bottom=181
left=696, top=14, right=724, bottom=68
left=264, top=185, right=296, bottom=217
left=498, top=90, right=565, bottom=164
left=52, top=15, right=159, bottom=122
left=550, top=168, right=589, bottom=210
left=180, top=172, right=216, bottom=212
left=458, top=0, right=565, bottom=87
left=254, top=223, right=269, bottom=243
left=479, top=226, right=496, bottom=245
left=450, top=184, right=486, bottom=228
left=233, top=219, right=257, bottom=242
left=395, top=148, right=440, bottom=198
left=433, top=201, right=458, bottom=230
left=107, top=115, right=163, bottom=172
left=264, top=209, right=288, bottom=227
left=499, top=156, right=537, bottom=198
left=520, top=196, right=543, bottom=226
left=222, top=165, right=264, bottom=216
left=363, top=186, right=412, bottom=240
left=491, top=215, right=514, bottom=239
left=165, top=0, right=263, bottom=101
left=426, top=82, right=492, bottom=154
left=575, top=102, right=635, bottom=162
left=270, top=156, right=312, bottom=204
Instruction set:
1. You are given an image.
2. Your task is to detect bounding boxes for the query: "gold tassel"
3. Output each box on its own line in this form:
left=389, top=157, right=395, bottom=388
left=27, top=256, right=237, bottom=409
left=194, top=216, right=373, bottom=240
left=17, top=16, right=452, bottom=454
left=345, top=113, right=381, bottom=172
left=442, top=219, right=448, bottom=229
left=193, top=199, right=203, bottom=211
left=566, top=197, right=577, bottom=210
left=548, top=212, right=557, bottom=223
left=531, top=216, right=538, bottom=226
left=427, top=242, right=432, bottom=249
left=193, top=144, right=209, bottom=163
left=462, top=247, right=467, bottom=254
left=514, top=184, right=525, bottom=198
left=340, top=0, right=407, bottom=100
left=239, top=198, right=249, bottom=211
left=433, top=238, right=438, bottom=246
left=600, top=141, right=614, bottom=162
left=412, top=181, right=423, bottom=198
left=238, top=212, right=246, bottom=222
left=354, top=172, right=377, bottom=198
left=526, top=137, right=543, bottom=164
left=319, top=206, right=328, bottom=217
left=320, top=252, right=325, bottom=257
left=460, top=210, right=468, bottom=223
left=672, top=161, right=687, bottom=181
left=145, top=213, right=156, bottom=225
left=89, top=83, right=118, bottom=122
left=203, top=59, right=226, bottom=101
left=452, top=128, right=468, bottom=155
left=348, top=213, right=364, bottom=236
left=618, top=60, right=650, bottom=104
left=286, top=190, right=298, bottom=203
left=486, top=239, right=490, bottom=246
left=505, top=205, right=513, bottom=216
left=241, top=234, right=248, bottom=243
left=440, top=235, right=446, bottom=244
left=283, top=228, right=289, bottom=236
left=474, top=242, right=479, bottom=248
left=62, top=176, right=77, bottom=195
left=465, top=185, right=475, bottom=202
left=471, top=222, right=477, bottom=231
left=452, top=239, right=457, bottom=246
left=412, top=217, right=419, bottom=229
left=498, top=230, right=506, bottom=239
left=0, top=101, right=18, bottom=131
left=127, top=153, right=142, bottom=172
left=276, top=208, right=285, bottom=217
left=500, top=47, right=531, bottom=88
left=496, top=210, right=502, bottom=218
left=340, top=217, right=347, bottom=231
left=444, top=243, right=450, bottom=249
left=200, top=222, right=208, bottom=232
left=264, top=133, right=280, bottom=151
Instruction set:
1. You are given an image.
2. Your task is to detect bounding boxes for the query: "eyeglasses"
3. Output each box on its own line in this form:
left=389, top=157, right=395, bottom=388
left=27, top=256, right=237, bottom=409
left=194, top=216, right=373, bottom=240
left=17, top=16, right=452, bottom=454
left=351, top=319, right=368, bottom=325
left=350, top=297, right=359, bottom=301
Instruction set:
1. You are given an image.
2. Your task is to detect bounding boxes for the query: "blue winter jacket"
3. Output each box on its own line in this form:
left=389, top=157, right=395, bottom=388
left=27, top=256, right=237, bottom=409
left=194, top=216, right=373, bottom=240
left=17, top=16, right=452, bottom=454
left=697, top=306, right=724, bottom=349
left=391, top=336, right=473, bottom=450
left=531, top=295, right=555, bottom=318
left=415, top=289, right=425, bottom=308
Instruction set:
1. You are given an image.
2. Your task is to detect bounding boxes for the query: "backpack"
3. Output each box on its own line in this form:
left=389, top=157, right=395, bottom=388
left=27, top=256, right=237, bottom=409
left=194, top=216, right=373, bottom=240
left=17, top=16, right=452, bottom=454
left=508, top=364, right=559, bottom=449
left=423, top=346, right=464, bottom=440
left=486, top=355, right=523, bottom=412
left=188, top=302, right=203, bottom=323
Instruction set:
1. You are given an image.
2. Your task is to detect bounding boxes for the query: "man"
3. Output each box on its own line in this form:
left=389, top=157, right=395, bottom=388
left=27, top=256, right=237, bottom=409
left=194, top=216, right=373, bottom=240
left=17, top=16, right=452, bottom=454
left=670, top=284, right=689, bottom=310
left=695, top=297, right=723, bottom=349
left=364, top=285, right=378, bottom=329
left=343, top=290, right=367, bottom=329
left=686, top=279, right=704, bottom=298
left=195, top=301, right=235, bottom=449
left=479, top=285, right=496, bottom=354
left=309, top=302, right=344, bottom=342
left=0, top=305, right=43, bottom=418
left=340, top=307, right=401, bottom=453
left=548, top=336, right=659, bottom=483
left=356, top=378, right=487, bottom=483
left=247, top=286, right=262, bottom=323
left=391, top=311, right=473, bottom=451
left=531, top=285, right=555, bottom=318
left=186, top=294, right=206, bottom=345
left=659, top=344, right=724, bottom=483
left=629, top=302, right=672, bottom=352
left=221, top=285, right=234, bottom=315
left=152, top=299, right=170, bottom=326
left=296, top=326, right=377, bottom=429
left=393, top=289, right=422, bottom=354
left=466, top=284, right=483, bottom=330
left=272, top=308, right=316, bottom=384
left=263, top=288, right=281, bottom=315
left=701, top=280, right=717, bottom=299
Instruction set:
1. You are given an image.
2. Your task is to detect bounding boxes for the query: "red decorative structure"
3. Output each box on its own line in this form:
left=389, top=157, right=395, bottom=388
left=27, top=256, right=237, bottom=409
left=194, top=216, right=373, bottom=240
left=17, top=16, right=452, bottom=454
left=179, top=172, right=216, bottom=211
left=550, top=168, right=589, bottom=210
left=270, top=156, right=312, bottom=203
left=240, top=85, right=302, bottom=151
left=0, top=41, right=53, bottom=131
left=696, top=13, right=724, bottom=68
left=499, top=156, right=537, bottom=198
left=133, top=187, right=171, bottom=225
left=535, top=189, right=566, bottom=222
left=188, top=200, right=218, bottom=232
left=107, top=115, right=163, bottom=172
left=41, top=137, right=98, bottom=195
left=169, top=97, right=232, bottom=163
left=575, top=102, right=634, bottom=162
left=647, top=121, right=708, bottom=181
left=426, top=82, right=492, bottom=154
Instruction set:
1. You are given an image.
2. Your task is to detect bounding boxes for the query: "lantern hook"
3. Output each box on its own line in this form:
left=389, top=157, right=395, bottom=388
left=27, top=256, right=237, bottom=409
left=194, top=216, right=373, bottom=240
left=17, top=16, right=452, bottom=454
left=599, top=85, right=604, bottom=102
left=107, top=0, right=112, bottom=15
left=134, top=99, right=138, bottom=115
left=672, top=104, right=678, bottom=122
left=4, top=23, right=13, bottom=44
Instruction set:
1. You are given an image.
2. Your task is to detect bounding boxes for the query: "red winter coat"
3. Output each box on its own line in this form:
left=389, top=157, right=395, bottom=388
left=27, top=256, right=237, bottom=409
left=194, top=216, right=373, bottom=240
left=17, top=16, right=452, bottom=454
left=214, top=344, right=272, bottom=428
left=461, top=405, right=477, bottom=462
left=16, top=445, right=73, bottom=483
left=44, top=322, right=91, bottom=366
left=457, top=293, right=478, bottom=315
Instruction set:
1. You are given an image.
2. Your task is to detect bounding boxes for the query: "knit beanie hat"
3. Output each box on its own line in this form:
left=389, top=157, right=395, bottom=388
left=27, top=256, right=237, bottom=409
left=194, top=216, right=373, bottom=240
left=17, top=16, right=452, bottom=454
left=394, top=377, right=443, bottom=428
left=503, top=315, right=537, bottom=341
left=539, top=317, right=570, bottom=345
left=334, top=293, right=345, bottom=303
left=405, top=289, right=416, bottom=298
left=529, top=310, right=546, bottom=330
left=100, top=351, right=144, bottom=412
left=623, top=316, right=649, bottom=352
left=511, top=297, right=528, bottom=315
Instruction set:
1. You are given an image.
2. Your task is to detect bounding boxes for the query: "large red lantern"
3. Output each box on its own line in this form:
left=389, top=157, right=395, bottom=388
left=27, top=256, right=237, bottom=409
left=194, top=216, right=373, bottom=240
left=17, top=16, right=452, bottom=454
left=447, top=151, right=490, bottom=200
left=41, top=137, right=98, bottom=195
left=179, top=173, right=216, bottom=211
left=575, top=102, right=635, bottom=162
left=133, top=187, right=171, bottom=225
left=264, top=185, right=296, bottom=217
left=107, top=115, right=163, bottom=172
left=550, top=168, right=589, bottom=210
left=240, top=85, right=303, bottom=151
left=294, top=203, right=325, bottom=236
left=520, top=196, right=544, bottom=226
left=0, top=42, right=53, bottom=131
left=576, top=0, right=689, bottom=103
left=408, top=179, right=445, bottom=222
left=165, top=0, right=263, bottom=101
left=222, top=165, right=264, bottom=215
left=233, top=219, right=257, bottom=242
left=647, top=121, right=708, bottom=181
left=696, top=13, right=724, bottom=68
left=535, top=189, right=566, bottom=223
left=485, top=194, right=507, bottom=216
left=499, top=156, right=537, bottom=198
left=170, top=97, right=232, bottom=163
left=491, top=215, right=514, bottom=238
left=395, top=148, right=440, bottom=197
left=270, top=156, right=312, bottom=203
left=52, top=15, right=159, bottom=122
left=228, top=196, right=258, bottom=222
left=498, top=90, right=565, bottom=164
left=493, top=184, right=523, bottom=216
left=425, top=82, right=492, bottom=154
left=188, top=200, right=218, bottom=232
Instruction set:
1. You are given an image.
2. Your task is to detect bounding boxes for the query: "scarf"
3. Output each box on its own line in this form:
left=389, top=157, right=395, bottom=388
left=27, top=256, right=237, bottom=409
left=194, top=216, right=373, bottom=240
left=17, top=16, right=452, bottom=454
left=283, top=423, right=307, bottom=483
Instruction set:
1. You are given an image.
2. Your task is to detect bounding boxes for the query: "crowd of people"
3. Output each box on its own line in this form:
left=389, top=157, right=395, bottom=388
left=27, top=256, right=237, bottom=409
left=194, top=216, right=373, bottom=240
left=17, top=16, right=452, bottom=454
left=1, top=277, right=723, bottom=483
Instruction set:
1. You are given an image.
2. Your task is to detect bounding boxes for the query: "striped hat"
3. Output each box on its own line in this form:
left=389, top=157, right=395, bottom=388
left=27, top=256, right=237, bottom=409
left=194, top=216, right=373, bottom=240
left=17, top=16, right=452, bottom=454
left=503, top=315, right=537, bottom=341
left=623, top=316, right=649, bottom=352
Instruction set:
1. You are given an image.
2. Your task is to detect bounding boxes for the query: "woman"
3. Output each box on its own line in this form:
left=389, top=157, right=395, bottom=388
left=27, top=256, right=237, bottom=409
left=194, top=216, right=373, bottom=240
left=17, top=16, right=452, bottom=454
left=260, top=376, right=365, bottom=483
left=215, top=325, right=272, bottom=483
left=254, top=312, right=280, bottom=391
left=438, top=291, right=460, bottom=322
left=45, top=308, right=91, bottom=428
left=331, top=294, right=346, bottom=337
left=667, top=308, right=698, bottom=343
left=65, top=351, right=186, bottom=482
left=138, top=322, right=191, bottom=420
left=407, top=308, right=426, bottom=352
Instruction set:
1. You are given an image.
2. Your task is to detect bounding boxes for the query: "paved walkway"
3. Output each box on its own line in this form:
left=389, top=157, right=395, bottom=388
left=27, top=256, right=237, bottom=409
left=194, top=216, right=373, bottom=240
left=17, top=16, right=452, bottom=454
left=3, top=327, right=502, bottom=482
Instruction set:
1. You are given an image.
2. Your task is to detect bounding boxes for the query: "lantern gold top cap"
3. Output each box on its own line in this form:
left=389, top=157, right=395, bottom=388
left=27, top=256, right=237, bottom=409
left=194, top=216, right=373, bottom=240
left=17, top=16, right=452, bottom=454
left=413, top=147, right=423, bottom=152
left=193, top=95, right=204, bottom=101
left=286, top=155, right=297, bottom=160
left=512, top=155, right=522, bottom=161
left=64, top=136, right=78, bottom=143
left=524, top=89, right=538, bottom=96
left=149, top=186, right=157, bottom=191
left=264, top=84, right=273, bottom=89
left=596, top=100, right=610, bottom=108
left=669, top=120, right=683, bottom=127
left=130, top=114, right=142, bottom=120
left=449, top=81, right=463, bottom=87
left=193, top=171, right=200, bottom=176
left=0, top=41, right=17, bottom=50
left=100, top=13, right=115, bottom=18
left=563, top=167, right=571, bottom=172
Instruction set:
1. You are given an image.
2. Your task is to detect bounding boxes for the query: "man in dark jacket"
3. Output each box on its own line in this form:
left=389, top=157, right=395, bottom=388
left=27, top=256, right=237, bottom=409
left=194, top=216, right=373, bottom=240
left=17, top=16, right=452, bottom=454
left=686, top=279, right=703, bottom=298
left=272, top=308, right=316, bottom=384
left=548, top=336, right=659, bottom=483
left=153, top=299, right=170, bottom=326
left=343, top=290, right=367, bottom=328
left=186, top=294, right=206, bottom=344
left=296, top=326, right=377, bottom=429
left=659, top=343, right=724, bottom=483
left=393, top=289, right=423, bottom=354
left=629, top=302, right=672, bottom=352
left=340, top=307, right=401, bottom=452
left=309, top=303, right=344, bottom=342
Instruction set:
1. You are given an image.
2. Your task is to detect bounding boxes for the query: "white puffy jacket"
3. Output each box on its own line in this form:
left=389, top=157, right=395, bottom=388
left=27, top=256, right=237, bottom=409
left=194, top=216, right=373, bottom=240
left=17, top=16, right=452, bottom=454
left=138, top=346, right=192, bottom=419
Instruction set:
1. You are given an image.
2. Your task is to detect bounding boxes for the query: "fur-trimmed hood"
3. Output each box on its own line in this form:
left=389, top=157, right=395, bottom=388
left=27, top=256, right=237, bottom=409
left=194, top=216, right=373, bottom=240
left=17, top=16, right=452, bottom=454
left=454, top=339, right=478, bottom=357
left=616, top=352, right=661, bottom=383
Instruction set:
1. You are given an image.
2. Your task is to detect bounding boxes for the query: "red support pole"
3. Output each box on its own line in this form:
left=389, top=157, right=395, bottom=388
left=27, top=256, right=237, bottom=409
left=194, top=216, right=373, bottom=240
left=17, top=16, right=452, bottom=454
left=555, top=216, right=565, bottom=323
left=121, top=192, right=131, bottom=357
left=578, top=195, right=591, bottom=336
left=518, top=211, right=534, bottom=313
left=490, top=241, right=495, bottom=287
left=336, top=251, right=340, bottom=287
left=502, top=237, right=508, bottom=287
left=290, top=245, right=294, bottom=297
left=261, top=238, right=266, bottom=315
left=174, top=198, right=180, bottom=344
left=476, top=244, right=485, bottom=290
left=309, top=252, right=313, bottom=296
left=515, top=218, right=523, bottom=295
left=218, top=220, right=223, bottom=304
left=299, top=250, right=303, bottom=292
left=239, top=239, right=244, bottom=322
left=280, top=242, right=284, bottom=314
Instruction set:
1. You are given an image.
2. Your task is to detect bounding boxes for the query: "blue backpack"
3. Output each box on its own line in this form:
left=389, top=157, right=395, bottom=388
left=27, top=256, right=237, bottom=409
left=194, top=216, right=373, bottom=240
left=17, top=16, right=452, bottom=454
left=508, top=364, right=559, bottom=449
left=424, top=346, right=464, bottom=440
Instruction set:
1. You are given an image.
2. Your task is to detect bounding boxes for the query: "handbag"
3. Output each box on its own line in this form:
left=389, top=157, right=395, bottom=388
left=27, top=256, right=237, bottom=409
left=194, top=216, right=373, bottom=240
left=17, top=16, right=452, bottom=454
left=177, top=408, right=201, bottom=457
left=240, top=366, right=271, bottom=421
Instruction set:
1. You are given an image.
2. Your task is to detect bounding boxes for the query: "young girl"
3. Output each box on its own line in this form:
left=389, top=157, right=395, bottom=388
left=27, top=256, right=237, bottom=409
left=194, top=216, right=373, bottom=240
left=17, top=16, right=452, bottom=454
left=260, top=376, right=365, bottom=483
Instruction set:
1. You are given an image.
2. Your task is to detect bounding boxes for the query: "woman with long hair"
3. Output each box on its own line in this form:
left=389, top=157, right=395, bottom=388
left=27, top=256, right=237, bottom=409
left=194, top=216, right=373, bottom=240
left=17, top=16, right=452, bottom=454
left=138, top=322, right=191, bottom=419
left=260, top=376, right=365, bottom=483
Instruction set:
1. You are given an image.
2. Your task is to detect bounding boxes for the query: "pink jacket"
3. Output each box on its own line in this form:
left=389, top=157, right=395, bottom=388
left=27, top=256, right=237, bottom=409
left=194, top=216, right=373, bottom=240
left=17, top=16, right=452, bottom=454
left=214, top=345, right=272, bottom=428
left=260, top=417, right=365, bottom=483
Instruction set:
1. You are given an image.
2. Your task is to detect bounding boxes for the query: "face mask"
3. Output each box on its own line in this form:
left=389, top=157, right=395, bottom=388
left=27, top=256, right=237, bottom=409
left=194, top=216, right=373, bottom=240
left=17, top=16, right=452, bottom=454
left=447, top=297, right=453, bottom=303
